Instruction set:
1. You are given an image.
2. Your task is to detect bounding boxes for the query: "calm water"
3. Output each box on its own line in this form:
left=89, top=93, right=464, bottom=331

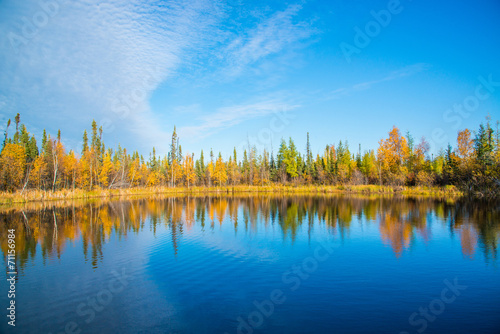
left=1, top=195, right=499, bottom=334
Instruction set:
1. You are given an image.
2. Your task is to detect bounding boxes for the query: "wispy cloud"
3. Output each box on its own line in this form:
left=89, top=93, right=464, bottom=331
left=326, top=63, right=430, bottom=100
left=0, top=1, right=318, bottom=153
left=221, top=3, right=317, bottom=77
left=178, top=99, right=299, bottom=139
left=0, top=0, right=225, bottom=153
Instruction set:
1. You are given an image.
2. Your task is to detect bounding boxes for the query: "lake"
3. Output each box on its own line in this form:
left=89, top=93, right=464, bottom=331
left=1, top=194, right=499, bottom=333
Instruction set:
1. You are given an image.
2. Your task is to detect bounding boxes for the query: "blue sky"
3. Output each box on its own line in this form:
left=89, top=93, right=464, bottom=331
left=1, top=0, right=499, bottom=159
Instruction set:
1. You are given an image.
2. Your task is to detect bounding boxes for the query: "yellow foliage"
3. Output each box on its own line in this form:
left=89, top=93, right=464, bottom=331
left=182, top=154, right=196, bottom=188
left=63, top=151, right=78, bottom=188
left=0, top=143, right=26, bottom=191
left=213, top=155, right=227, bottom=186
left=77, top=151, right=92, bottom=189
left=99, top=152, right=114, bottom=188
left=377, top=126, right=409, bottom=183
left=147, top=170, right=162, bottom=187
left=128, top=157, right=141, bottom=187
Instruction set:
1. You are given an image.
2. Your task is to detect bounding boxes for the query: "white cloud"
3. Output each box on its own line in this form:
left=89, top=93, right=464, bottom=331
left=327, top=63, right=430, bottom=100
left=178, top=100, right=299, bottom=139
left=0, top=1, right=317, bottom=154
left=221, top=3, right=317, bottom=77
left=0, top=0, right=225, bottom=153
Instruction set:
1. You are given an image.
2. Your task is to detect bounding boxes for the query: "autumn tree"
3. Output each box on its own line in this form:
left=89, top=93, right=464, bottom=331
left=0, top=143, right=26, bottom=191
left=228, top=148, right=240, bottom=186
left=323, top=144, right=336, bottom=183
left=1, top=113, right=499, bottom=195
left=213, top=153, right=227, bottom=187
left=132, top=153, right=140, bottom=186
left=138, top=158, right=149, bottom=186
left=413, top=137, right=432, bottom=186
left=377, top=126, right=410, bottom=185
left=63, top=150, right=78, bottom=189
left=182, top=153, right=196, bottom=188
left=99, top=151, right=114, bottom=188
left=359, top=150, right=377, bottom=182
left=336, top=140, right=354, bottom=184
left=257, top=149, right=270, bottom=186
left=146, top=147, right=163, bottom=187
left=51, top=135, right=66, bottom=191
left=454, top=129, right=474, bottom=180
left=206, top=149, right=215, bottom=187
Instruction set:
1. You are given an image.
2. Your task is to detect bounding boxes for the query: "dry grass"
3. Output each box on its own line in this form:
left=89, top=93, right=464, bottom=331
left=0, top=184, right=464, bottom=205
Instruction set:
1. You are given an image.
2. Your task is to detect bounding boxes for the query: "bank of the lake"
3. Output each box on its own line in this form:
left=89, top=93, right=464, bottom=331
left=0, top=184, right=466, bottom=205
left=1, top=194, right=499, bottom=334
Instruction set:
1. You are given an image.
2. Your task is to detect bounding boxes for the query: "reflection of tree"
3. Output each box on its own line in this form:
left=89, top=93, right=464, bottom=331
left=1, top=195, right=499, bottom=268
left=228, top=198, right=239, bottom=234
left=448, top=200, right=499, bottom=261
left=458, top=225, right=477, bottom=259
left=165, top=198, right=184, bottom=256
left=379, top=211, right=413, bottom=258
left=378, top=199, right=429, bottom=258
left=278, top=201, right=301, bottom=241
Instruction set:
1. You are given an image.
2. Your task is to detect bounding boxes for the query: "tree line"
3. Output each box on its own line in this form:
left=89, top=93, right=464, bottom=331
left=1, top=114, right=499, bottom=196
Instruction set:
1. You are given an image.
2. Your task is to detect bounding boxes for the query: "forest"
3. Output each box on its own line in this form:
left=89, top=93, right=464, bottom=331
left=1, top=114, right=499, bottom=197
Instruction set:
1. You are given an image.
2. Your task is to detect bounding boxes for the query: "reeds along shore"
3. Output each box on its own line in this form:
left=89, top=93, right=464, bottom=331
left=0, top=185, right=464, bottom=205
left=1, top=114, right=499, bottom=200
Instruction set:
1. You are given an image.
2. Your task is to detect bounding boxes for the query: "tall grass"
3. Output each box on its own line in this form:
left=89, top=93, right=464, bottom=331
left=0, top=184, right=464, bottom=205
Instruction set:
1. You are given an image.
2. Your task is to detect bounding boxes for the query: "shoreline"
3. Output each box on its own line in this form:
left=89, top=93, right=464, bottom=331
left=0, top=185, right=467, bottom=205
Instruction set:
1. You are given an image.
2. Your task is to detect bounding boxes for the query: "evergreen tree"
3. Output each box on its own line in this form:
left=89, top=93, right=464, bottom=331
left=82, top=130, right=88, bottom=154
left=42, top=129, right=48, bottom=153
left=284, top=137, right=298, bottom=180
left=2, top=119, right=11, bottom=151
left=242, top=149, right=249, bottom=183
left=90, top=120, right=100, bottom=152
left=195, top=149, right=205, bottom=184
left=149, top=147, right=158, bottom=171
left=269, top=150, right=277, bottom=182
left=277, top=139, right=288, bottom=182
left=474, top=123, right=494, bottom=166
left=170, top=126, right=179, bottom=186
left=13, top=113, right=20, bottom=144
left=306, top=132, right=313, bottom=175
left=28, top=135, right=39, bottom=162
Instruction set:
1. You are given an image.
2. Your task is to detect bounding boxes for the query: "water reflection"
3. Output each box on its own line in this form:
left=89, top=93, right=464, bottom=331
left=1, top=195, right=499, bottom=272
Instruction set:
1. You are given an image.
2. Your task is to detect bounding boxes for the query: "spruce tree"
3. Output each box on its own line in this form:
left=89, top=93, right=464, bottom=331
left=82, top=130, right=88, bottom=154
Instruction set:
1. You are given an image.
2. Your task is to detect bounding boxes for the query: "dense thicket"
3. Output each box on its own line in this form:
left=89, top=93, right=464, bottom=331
left=1, top=114, right=499, bottom=197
